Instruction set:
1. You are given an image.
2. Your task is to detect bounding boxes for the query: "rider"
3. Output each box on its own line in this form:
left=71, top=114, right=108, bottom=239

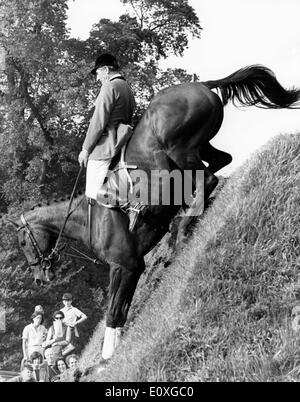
left=78, top=53, right=136, bottom=227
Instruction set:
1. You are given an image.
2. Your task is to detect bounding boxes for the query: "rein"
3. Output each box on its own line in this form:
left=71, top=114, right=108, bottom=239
left=20, top=166, right=102, bottom=278
left=47, top=165, right=83, bottom=260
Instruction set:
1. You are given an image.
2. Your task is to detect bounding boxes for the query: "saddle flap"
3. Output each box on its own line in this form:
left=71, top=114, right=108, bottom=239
left=115, top=123, right=133, bottom=153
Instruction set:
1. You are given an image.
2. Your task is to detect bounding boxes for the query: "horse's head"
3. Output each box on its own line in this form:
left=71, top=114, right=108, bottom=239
left=7, top=216, right=57, bottom=286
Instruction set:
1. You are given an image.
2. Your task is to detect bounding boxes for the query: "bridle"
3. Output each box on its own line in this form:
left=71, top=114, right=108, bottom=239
left=18, top=167, right=102, bottom=281
left=18, top=213, right=56, bottom=280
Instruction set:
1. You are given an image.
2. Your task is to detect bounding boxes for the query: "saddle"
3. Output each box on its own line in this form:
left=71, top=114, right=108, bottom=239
left=93, top=143, right=146, bottom=231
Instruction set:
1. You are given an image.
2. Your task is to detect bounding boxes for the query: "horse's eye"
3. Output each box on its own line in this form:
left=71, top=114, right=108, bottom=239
left=20, top=240, right=26, bottom=247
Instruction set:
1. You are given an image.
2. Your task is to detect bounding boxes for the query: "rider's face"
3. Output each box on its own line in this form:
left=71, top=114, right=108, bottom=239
left=96, top=66, right=108, bottom=83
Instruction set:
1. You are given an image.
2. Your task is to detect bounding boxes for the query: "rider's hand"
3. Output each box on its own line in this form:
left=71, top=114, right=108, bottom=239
left=78, top=149, right=89, bottom=168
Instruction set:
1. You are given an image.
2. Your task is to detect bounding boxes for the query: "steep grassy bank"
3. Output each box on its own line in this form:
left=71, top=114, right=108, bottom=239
left=81, top=133, right=299, bottom=382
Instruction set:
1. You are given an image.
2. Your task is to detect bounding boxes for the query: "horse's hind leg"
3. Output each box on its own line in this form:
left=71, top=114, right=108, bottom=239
left=167, top=150, right=219, bottom=247
left=200, top=142, right=232, bottom=173
left=102, top=259, right=145, bottom=360
left=167, top=148, right=219, bottom=200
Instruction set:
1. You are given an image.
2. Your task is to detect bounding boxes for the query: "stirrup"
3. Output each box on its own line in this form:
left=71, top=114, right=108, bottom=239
left=87, top=197, right=95, bottom=206
left=128, top=208, right=139, bottom=232
left=126, top=204, right=146, bottom=232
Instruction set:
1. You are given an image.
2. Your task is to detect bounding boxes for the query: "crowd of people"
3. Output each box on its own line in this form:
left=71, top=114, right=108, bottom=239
left=7, top=293, right=87, bottom=382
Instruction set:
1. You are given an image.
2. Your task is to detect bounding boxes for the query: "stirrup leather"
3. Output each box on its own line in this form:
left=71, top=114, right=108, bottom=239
left=87, top=198, right=95, bottom=248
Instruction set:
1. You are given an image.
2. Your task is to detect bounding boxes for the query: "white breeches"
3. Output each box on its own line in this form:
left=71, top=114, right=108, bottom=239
left=85, top=159, right=111, bottom=200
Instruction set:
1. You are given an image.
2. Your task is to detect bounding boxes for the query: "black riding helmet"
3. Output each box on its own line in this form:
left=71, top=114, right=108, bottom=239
left=91, top=53, right=119, bottom=75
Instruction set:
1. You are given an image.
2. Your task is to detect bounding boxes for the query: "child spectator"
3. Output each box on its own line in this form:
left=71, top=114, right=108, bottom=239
left=29, top=351, right=47, bottom=382
left=60, top=293, right=87, bottom=353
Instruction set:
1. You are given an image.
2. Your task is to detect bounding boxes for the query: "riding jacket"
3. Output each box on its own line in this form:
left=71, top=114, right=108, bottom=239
left=82, top=74, right=136, bottom=161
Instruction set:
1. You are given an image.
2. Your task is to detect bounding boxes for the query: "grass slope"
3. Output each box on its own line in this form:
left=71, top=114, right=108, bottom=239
left=81, top=133, right=300, bottom=382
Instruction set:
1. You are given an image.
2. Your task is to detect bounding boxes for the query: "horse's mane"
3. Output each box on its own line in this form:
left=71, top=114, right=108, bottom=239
left=0, top=191, right=85, bottom=222
left=29, top=190, right=85, bottom=211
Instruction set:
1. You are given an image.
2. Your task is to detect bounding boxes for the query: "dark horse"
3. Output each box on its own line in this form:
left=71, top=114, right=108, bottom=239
left=10, top=65, right=300, bottom=361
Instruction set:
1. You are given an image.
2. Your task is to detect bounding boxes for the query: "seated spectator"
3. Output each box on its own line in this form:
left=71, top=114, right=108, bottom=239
left=7, top=364, right=36, bottom=382
left=65, top=354, right=81, bottom=382
left=43, top=311, right=71, bottom=359
left=43, top=346, right=59, bottom=382
left=60, top=293, right=87, bottom=353
left=56, top=357, right=67, bottom=374
left=51, top=357, right=68, bottom=382
left=66, top=353, right=79, bottom=371
left=29, top=351, right=47, bottom=382
left=22, top=311, right=47, bottom=364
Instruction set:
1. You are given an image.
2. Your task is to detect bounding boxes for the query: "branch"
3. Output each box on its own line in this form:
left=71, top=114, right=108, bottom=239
left=128, top=0, right=144, bottom=30
left=10, top=58, right=53, bottom=146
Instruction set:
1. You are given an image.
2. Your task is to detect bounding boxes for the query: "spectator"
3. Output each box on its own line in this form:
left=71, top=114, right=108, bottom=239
left=29, top=351, right=47, bottom=382
left=60, top=293, right=87, bottom=353
left=66, top=353, right=79, bottom=370
left=22, top=311, right=47, bottom=363
left=43, top=347, right=59, bottom=382
left=65, top=354, right=81, bottom=382
left=51, top=357, right=67, bottom=382
left=43, top=311, right=71, bottom=358
left=7, top=364, right=36, bottom=382
left=55, top=357, right=67, bottom=374
left=34, top=305, right=44, bottom=315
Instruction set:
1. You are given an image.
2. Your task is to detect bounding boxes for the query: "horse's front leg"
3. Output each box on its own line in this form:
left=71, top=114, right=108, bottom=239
left=102, top=259, right=145, bottom=360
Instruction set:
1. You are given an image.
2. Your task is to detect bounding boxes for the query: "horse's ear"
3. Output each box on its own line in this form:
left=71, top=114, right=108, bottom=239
left=5, top=218, right=22, bottom=230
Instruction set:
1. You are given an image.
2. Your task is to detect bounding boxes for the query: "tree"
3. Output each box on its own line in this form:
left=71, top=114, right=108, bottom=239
left=0, top=0, right=92, bottom=207
left=121, top=0, right=202, bottom=59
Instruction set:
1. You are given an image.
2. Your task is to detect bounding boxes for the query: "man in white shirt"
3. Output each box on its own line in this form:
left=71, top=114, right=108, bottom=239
left=60, top=293, right=87, bottom=353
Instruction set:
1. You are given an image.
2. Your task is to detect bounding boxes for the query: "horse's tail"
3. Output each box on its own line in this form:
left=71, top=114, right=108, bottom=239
left=203, top=65, right=300, bottom=109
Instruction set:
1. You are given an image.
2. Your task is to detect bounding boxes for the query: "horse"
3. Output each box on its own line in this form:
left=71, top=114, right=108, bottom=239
left=8, top=65, right=300, bottom=363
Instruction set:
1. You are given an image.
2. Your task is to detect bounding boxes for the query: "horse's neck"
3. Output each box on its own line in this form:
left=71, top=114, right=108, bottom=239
left=26, top=197, right=87, bottom=242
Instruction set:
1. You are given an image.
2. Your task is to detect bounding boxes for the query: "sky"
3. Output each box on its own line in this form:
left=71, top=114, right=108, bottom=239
left=67, top=0, right=300, bottom=175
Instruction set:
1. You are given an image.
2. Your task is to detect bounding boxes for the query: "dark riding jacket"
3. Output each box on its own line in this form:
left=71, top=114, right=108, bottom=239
left=83, top=75, right=136, bottom=161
